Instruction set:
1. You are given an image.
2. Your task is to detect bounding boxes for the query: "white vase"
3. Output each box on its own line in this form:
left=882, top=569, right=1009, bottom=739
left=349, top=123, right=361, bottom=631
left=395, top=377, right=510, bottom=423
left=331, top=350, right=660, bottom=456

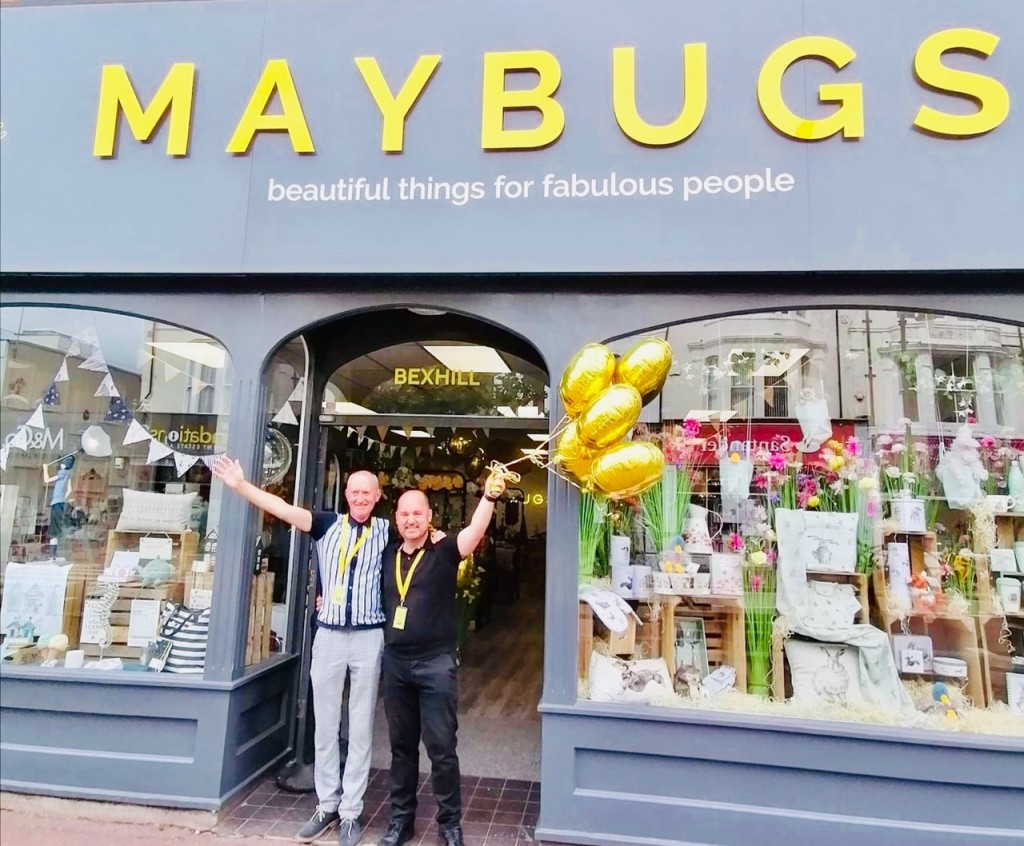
left=683, top=504, right=713, bottom=555
left=1008, top=461, right=1024, bottom=502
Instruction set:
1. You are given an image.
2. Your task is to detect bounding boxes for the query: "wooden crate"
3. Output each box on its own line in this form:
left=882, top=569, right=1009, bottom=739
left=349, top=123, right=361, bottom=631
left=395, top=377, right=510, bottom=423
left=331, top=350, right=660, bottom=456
left=245, top=571, right=275, bottom=666
left=81, top=580, right=184, bottom=659
left=62, top=565, right=87, bottom=649
left=103, top=529, right=199, bottom=583
left=187, top=570, right=215, bottom=609
left=578, top=602, right=593, bottom=679
left=661, top=595, right=746, bottom=693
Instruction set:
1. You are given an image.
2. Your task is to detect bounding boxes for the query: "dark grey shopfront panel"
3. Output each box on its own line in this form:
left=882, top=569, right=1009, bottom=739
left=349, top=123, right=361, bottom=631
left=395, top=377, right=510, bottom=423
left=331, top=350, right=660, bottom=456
left=1, top=0, right=1022, bottom=274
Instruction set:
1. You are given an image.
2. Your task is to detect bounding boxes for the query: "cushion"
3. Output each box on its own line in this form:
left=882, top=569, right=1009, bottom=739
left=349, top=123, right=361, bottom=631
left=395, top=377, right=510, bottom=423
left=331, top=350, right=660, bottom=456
left=588, top=651, right=673, bottom=704
left=784, top=639, right=865, bottom=706
left=116, top=489, right=197, bottom=533
left=803, top=581, right=861, bottom=628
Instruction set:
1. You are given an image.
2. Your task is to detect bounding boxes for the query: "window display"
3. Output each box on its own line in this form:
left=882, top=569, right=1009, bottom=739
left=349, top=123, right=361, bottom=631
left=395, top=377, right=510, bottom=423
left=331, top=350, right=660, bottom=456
left=570, top=310, right=1024, bottom=734
left=0, top=307, right=232, bottom=677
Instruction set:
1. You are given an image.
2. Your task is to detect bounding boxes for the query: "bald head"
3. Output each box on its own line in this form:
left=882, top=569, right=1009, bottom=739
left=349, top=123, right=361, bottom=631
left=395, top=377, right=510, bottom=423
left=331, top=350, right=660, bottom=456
left=396, top=488, right=432, bottom=546
left=344, top=470, right=381, bottom=522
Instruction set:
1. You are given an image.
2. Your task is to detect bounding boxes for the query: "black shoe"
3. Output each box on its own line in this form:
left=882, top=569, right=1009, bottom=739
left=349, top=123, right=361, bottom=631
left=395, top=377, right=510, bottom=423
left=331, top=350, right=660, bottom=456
left=377, top=818, right=415, bottom=846
left=438, top=826, right=465, bottom=846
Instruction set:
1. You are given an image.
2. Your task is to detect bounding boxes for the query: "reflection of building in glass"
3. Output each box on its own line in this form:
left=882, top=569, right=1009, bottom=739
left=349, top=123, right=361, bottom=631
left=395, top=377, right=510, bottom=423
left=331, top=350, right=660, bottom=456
left=655, top=310, right=1024, bottom=433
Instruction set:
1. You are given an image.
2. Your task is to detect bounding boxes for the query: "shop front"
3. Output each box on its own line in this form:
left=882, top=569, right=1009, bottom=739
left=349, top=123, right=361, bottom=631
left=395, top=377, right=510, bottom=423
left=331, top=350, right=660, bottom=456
left=1, top=1, right=1022, bottom=844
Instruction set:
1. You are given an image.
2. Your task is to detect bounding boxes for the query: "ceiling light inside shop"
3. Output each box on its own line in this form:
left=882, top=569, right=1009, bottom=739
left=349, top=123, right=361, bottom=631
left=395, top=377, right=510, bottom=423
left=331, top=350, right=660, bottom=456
left=423, top=345, right=510, bottom=373
left=148, top=341, right=226, bottom=369
left=333, top=401, right=377, bottom=415
left=391, top=429, right=433, bottom=438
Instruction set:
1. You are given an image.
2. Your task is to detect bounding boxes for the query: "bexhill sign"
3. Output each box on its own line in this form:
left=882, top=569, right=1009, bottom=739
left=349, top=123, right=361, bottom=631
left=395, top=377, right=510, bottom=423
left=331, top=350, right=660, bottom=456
left=92, top=29, right=1010, bottom=158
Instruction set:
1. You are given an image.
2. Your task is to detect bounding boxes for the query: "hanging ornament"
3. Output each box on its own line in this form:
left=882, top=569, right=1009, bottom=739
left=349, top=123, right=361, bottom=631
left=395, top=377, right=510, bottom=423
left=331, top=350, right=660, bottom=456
left=81, top=425, right=113, bottom=457
left=122, top=418, right=152, bottom=446
left=105, top=396, right=133, bottom=423
left=25, top=405, right=45, bottom=429
left=43, top=383, right=62, bottom=406
left=146, top=438, right=174, bottom=464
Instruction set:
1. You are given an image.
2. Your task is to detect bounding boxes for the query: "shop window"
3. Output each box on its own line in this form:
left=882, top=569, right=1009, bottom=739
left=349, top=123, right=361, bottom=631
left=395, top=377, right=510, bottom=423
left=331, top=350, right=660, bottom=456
left=0, top=307, right=232, bottom=678
left=575, top=308, right=1023, bottom=737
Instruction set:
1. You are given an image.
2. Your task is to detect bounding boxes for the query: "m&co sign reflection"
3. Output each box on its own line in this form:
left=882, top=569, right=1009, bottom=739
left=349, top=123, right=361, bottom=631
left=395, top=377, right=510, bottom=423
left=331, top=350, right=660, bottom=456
left=93, top=29, right=1010, bottom=158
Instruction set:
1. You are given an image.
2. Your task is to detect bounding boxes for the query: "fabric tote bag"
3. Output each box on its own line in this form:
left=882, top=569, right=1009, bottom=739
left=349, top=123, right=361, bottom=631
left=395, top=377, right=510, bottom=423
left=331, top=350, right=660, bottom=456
left=155, top=603, right=210, bottom=674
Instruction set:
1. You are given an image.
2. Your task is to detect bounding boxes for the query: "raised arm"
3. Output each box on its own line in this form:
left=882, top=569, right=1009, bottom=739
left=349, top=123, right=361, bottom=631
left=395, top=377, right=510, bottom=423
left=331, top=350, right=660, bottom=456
left=212, top=455, right=313, bottom=533
left=456, top=471, right=506, bottom=558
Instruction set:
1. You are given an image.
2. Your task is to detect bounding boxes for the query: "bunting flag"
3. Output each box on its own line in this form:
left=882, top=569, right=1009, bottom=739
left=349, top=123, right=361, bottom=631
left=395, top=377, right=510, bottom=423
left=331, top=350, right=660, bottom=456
left=66, top=338, right=82, bottom=358
left=79, top=348, right=108, bottom=373
left=43, top=383, right=61, bottom=406
left=402, top=425, right=413, bottom=438
left=173, top=451, right=200, bottom=477
left=146, top=438, right=174, bottom=464
left=356, top=434, right=366, bottom=446
left=54, top=359, right=69, bottom=383
left=123, top=418, right=152, bottom=446
left=94, top=373, right=119, bottom=398
left=136, top=348, right=153, bottom=368
left=24, top=405, right=45, bottom=429
left=0, top=445, right=8, bottom=471
left=376, top=425, right=389, bottom=441
left=425, top=426, right=435, bottom=436
left=354, top=425, right=367, bottom=437
left=482, top=428, right=490, bottom=437
left=272, top=401, right=298, bottom=425
left=76, top=327, right=100, bottom=347
left=105, top=396, right=133, bottom=423
left=288, top=377, right=306, bottom=402
left=427, top=444, right=435, bottom=456
left=163, top=361, right=180, bottom=382
left=191, top=377, right=208, bottom=393
left=202, top=454, right=222, bottom=470
left=8, top=426, right=30, bottom=451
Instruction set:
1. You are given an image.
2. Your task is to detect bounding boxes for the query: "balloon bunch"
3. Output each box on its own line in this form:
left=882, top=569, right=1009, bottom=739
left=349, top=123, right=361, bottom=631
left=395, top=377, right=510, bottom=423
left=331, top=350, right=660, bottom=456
left=553, top=338, right=673, bottom=500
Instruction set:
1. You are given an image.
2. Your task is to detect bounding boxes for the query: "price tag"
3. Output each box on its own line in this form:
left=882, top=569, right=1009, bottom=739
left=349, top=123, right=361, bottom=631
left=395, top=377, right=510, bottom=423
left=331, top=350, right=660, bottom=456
left=392, top=606, right=408, bottom=630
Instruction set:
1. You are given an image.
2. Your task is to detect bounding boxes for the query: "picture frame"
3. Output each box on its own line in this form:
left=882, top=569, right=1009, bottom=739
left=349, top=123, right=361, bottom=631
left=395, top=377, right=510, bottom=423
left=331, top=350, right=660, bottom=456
left=989, top=548, right=1019, bottom=574
left=674, top=616, right=709, bottom=680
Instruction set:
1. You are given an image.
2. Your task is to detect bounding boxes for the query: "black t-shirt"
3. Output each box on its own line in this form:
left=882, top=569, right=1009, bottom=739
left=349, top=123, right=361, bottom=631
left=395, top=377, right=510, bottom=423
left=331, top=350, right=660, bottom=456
left=382, top=535, right=461, bottom=658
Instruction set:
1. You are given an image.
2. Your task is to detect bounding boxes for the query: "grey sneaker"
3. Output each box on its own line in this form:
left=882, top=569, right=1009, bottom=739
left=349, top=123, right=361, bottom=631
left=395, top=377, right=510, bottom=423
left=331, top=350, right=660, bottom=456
left=338, top=817, right=363, bottom=846
left=297, top=805, right=339, bottom=842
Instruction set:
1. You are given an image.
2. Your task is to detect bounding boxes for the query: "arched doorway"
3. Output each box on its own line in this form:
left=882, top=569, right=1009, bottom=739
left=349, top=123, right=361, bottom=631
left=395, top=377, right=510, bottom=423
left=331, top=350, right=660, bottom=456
left=277, top=306, right=549, bottom=785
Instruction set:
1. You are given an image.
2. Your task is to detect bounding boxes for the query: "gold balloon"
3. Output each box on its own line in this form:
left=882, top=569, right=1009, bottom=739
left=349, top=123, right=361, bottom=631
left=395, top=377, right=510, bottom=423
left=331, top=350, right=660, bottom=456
left=614, top=338, right=673, bottom=405
left=590, top=441, right=665, bottom=500
left=577, top=384, right=642, bottom=450
left=559, top=344, right=616, bottom=417
left=555, top=422, right=596, bottom=482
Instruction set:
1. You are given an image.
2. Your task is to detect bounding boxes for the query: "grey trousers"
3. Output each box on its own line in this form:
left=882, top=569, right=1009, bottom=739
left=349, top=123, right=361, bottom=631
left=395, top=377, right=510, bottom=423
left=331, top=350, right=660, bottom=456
left=309, top=626, right=384, bottom=819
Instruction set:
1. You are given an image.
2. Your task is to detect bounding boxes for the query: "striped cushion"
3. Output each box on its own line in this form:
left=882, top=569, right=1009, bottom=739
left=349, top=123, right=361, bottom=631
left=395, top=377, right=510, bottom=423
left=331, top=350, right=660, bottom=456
left=160, top=603, right=210, bottom=674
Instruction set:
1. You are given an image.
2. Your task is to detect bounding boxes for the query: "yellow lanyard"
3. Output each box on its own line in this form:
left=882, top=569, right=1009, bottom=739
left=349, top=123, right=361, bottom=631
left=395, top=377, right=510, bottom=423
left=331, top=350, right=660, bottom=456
left=395, top=547, right=426, bottom=607
left=331, top=519, right=370, bottom=604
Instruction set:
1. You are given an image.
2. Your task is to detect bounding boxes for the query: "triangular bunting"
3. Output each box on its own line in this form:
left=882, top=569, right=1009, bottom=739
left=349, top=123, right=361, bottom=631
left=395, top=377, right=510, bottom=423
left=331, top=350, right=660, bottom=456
left=403, top=425, right=413, bottom=438
left=482, top=428, right=490, bottom=438
left=427, top=444, right=435, bottom=456
left=356, top=434, right=366, bottom=446
left=8, top=427, right=30, bottom=451
left=94, top=373, right=118, bottom=398
left=0, top=445, right=8, bottom=471
left=272, top=402, right=298, bottom=425
left=355, top=425, right=367, bottom=437
left=414, top=446, right=423, bottom=457
left=43, top=383, right=61, bottom=406
left=123, top=418, right=152, bottom=446
left=54, top=359, right=69, bottom=383
left=105, top=396, right=133, bottom=423
left=78, top=348, right=108, bottom=372
left=346, top=427, right=355, bottom=436
left=66, top=338, right=82, bottom=358
left=146, top=438, right=174, bottom=464
left=173, top=451, right=200, bottom=477
left=288, top=377, right=306, bottom=402
left=77, top=327, right=100, bottom=347
left=25, top=405, right=45, bottom=429
left=136, top=348, right=153, bottom=369
left=425, top=426, right=435, bottom=436
left=202, top=454, right=221, bottom=470
left=376, top=425, right=389, bottom=441
left=163, top=361, right=180, bottom=382
left=191, top=377, right=208, bottom=393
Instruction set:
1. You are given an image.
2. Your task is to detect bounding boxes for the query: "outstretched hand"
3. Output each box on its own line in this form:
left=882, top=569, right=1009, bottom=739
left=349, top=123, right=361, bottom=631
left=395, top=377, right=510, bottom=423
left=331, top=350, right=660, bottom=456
left=484, top=471, right=506, bottom=501
left=212, top=456, right=245, bottom=490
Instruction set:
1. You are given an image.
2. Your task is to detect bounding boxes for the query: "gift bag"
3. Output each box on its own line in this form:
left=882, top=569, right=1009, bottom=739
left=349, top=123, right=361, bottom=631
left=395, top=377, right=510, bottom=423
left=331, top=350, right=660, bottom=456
left=719, top=441, right=754, bottom=521
left=152, top=602, right=210, bottom=674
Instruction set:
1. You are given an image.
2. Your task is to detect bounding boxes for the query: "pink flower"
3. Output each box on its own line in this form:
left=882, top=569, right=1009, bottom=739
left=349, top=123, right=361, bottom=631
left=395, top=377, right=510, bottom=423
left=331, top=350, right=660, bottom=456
left=766, top=549, right=777, bottom=564
left=866, top=500, right=880, bottom=519
left=845, top=436, right=861, bottom=456
left=980, top=436, right=997, bottom=450
left=728, top=531, right=745, bottom=552
left=750, top=574, right=763, bottom=591
left=683, top=417, right=700, bottom=438
left=768, top=453, right=786, bottom=472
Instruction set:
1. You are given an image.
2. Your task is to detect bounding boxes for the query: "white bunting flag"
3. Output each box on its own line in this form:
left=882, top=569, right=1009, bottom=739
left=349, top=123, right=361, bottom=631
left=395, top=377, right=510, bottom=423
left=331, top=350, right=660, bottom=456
left=191, top=378, right=208, bottom=393
left=355, top=425, right=367, bottom=437
left=356, top=434, right=366, bottom=446
left=288, top=377, right=306, bottom=402
left=425, top=426, right=435, bottom=436
left=272, top=402, right=298, bottom=425
left=79, top=349, right=108, bottom=373
left=0, top=445, right=8, bottom=471
left=173, top=451, right=200, bottom=477
left=163, top=361, right=180, bottom=382
left=25, top=405, right=45, bottom=429
left=402, top=425, right=413, bottom=438
left=376, top=425, right=389, bottom=441
left=146, top=438, right=174, bottom=464
left=123, top=418, right=152, bottom=446
left=8, top=426, right=30, bottom=451
left=483, top=428, right=490, bottom=438
left=427, top=444, right=435, bottom=456
left=54, top=359, right=69, bottom=383
left=202, top=453, right=221, bottom=471
left=94, top=373, right=119, bottom=398
left=66, top=338, right=81, bottom=358
left=136, top=348, right=153, bottom=369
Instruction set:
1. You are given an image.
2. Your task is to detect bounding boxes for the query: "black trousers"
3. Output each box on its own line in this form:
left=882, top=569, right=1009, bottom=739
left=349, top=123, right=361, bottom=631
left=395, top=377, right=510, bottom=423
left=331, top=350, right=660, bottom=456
left=382, top=648, right=461, bottom=830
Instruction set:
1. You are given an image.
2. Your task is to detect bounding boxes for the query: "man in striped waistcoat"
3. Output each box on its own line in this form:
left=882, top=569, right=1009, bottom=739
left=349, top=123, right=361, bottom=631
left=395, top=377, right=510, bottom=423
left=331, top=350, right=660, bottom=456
left=213, top=457, right=388, bottom=846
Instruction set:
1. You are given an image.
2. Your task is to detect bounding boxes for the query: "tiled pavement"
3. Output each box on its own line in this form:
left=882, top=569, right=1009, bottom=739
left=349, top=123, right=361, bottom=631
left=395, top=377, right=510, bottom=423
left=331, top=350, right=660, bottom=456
left=217, top=768, right=540, bottom=845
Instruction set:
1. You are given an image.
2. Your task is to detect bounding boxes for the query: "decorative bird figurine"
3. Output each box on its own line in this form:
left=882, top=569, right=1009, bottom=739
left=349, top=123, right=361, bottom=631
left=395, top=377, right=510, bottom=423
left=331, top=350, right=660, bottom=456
left=932, top=681, right=958, bottom=720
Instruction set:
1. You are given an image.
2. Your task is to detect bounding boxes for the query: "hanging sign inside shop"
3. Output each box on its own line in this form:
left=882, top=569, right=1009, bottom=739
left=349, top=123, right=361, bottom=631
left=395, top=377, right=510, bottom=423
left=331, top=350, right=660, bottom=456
left=92, top=29, right=1009, bottom=159
left=393, top=368, right=481, bottom=387
left=686, top=423, right=858, bottom=467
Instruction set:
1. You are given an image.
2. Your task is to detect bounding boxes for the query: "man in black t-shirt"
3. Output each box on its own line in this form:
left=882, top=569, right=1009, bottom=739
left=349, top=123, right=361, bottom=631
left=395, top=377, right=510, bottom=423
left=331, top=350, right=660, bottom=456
left=377, top=471, right=506, bottom=846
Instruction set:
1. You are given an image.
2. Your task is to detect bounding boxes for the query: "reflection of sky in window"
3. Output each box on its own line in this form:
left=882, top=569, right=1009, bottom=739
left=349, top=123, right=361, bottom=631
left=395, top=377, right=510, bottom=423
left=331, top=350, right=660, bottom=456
left=0, top=307, right=145, bottom=373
